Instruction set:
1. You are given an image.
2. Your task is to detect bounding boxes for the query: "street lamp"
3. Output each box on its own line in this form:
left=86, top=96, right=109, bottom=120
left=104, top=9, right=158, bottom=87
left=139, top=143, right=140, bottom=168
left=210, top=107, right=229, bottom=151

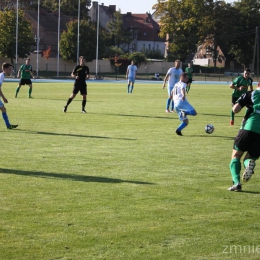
left=57, top=0, right=61, bottom=76
left=95, top=0, right=100, bottom=78
left=77, top=0, right=80, bottom=64
left=15, top=0, right=18, bottom=72
left=36, top=0, right=40, bottom=77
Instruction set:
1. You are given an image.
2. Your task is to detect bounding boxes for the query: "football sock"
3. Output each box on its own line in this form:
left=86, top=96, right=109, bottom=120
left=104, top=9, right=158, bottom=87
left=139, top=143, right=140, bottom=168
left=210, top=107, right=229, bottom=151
left=171, top=100, right=174, bottom=110
left=82, top=100, right=86, bottom=110
left=2, top=112, right=11, bottom=128
left=66, top=98, right=73, bottom=107
left=186, top=85, right=190, bottom=93
left=229, top=158, right=241, bottom=185
left=127, top=84, right=130, bottom=93
left=166, top=98, right=171, bottom=110
left=15, top=86, right=20, bottom=97
left=230, top=110, right=234, bottom=121
left=177, top=121, right=187, bottom=131
left=131, top=85, right=134, bottom=93
left=28, top=87, right=32, bottom=97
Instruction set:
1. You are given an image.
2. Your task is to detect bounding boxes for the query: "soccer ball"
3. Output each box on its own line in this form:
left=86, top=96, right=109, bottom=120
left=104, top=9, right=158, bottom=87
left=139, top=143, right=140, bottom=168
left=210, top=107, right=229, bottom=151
left=205, top=124, right=214, bottom=134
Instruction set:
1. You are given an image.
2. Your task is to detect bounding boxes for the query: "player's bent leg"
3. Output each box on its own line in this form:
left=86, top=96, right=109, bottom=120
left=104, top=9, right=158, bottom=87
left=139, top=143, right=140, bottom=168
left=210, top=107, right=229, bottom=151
left=242, top=159, right=255, bottom=182
left=185, top=109, right=197, bottom=116
left=175, top=119, right=188, bottom=136
left=242, top=152, right=257, bottom=182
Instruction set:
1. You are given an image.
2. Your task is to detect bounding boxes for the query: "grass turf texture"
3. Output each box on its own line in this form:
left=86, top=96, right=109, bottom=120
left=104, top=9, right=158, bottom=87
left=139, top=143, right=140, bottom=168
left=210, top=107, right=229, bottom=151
left=1, top=81, right=260, bottom=260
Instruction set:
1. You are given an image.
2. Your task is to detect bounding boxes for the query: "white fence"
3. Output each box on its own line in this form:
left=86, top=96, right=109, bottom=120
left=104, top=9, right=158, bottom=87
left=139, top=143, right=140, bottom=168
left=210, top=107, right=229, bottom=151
left=0, top=55, right=178, bottom=76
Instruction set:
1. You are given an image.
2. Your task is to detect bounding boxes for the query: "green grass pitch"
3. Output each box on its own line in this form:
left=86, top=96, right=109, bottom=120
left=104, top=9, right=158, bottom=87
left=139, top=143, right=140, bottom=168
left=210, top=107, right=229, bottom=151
left=1, top=81, right=260, bottom=260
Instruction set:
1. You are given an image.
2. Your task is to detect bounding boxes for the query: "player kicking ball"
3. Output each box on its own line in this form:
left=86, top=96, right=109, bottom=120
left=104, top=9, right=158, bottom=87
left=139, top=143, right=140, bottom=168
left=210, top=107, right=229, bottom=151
left=171, top=72, right=197, bottom=136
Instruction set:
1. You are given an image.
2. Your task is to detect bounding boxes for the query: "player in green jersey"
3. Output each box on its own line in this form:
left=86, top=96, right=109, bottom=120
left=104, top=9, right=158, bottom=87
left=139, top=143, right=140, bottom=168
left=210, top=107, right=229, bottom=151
left=185, top=63, right=193, bottom=94
left=15, top=58, right=35, bottom=98
left=228, top=82, right=260, bottom=191
left=229, top=68, right=253, bottom=125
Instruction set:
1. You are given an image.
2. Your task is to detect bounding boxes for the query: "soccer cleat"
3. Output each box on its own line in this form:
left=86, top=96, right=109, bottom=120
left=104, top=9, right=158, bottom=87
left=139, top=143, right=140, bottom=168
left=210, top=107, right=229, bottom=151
left=165, top=109, right=170, bottom=113
left=63, top=106, right=67, bottom=113
left=230, top=120, right=234, bottom=125
left=170, top=110, right=175, bottom=113
left=242, top=159, right=255, bottom=182
left=175, top=129, right=183, bottom=136
left=7, top=125, right=18, bottom=129
left=82, top=109, right=87, bottom=114
left=228, top=183, right=242, bottom=192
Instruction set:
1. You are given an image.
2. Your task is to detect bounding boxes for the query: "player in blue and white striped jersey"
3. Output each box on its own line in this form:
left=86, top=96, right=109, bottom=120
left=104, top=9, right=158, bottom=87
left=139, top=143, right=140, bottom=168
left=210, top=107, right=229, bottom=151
left=171, top=72, right=197, bottom=136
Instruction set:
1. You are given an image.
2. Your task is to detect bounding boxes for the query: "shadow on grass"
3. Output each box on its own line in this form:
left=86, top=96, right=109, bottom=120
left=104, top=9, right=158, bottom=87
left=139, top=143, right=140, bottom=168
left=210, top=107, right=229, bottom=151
left=200, top=113, right=232, bottom=118
left=241, top=190, right=260, bottom=194
left=96, top=112, right=176, bottom=120
left=14, top=129, right=135, bottom=141
left=183, top=135, right=235, bottom=140
left=0, top=168, right=155, bottom=185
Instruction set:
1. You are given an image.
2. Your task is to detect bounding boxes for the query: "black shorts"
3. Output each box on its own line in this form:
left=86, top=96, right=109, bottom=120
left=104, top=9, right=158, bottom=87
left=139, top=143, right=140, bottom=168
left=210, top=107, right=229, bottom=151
left=20, top=79, right=32, bottom=85
left=231, top=96, right=239, bottom=106
left=233, top=129, right=260, bottom=158
left=187, top=78, right=192, bottom=84
left=73, top=83, right=87, bottom=95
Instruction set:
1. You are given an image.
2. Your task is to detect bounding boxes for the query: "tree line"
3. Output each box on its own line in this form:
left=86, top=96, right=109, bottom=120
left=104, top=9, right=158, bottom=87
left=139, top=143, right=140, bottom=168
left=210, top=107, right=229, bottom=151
left=0, top=0, right=260, bottom=68
left=154, top=0, right=260, bottom=67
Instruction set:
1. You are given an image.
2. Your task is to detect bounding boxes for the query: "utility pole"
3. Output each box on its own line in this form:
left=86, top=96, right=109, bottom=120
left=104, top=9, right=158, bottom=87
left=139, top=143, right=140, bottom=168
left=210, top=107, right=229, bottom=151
left=213, top=31, right=217, bottom=73
left=257, top=26, right=259, bottom=79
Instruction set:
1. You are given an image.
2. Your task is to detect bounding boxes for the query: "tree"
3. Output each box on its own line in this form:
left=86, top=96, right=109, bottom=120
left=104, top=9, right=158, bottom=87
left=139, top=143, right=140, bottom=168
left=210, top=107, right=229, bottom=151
left=229, top=0, right=260, bottom=67
left=39, top=0, right=91, bottom=19
left=154, top=0, right=206, bottom=61
left=107, top=10, right=132, bottom=48
left=0, top=0, right=37, bottom=11
left=0, top=9, right=34, bottom=64
left=0, top=1, right=15, bottom=10
left=60, top=20, right=109, bottom=62
left=153, top=0, right=238, bottom=62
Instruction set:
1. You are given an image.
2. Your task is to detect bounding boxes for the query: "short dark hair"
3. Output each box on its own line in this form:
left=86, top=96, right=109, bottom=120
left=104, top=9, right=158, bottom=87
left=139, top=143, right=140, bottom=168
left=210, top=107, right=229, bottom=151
left=245, top=68, right=251, bottom=73
left=2, top=62, right=12, bottom=70
left=181, top=72, right=188, bottom=78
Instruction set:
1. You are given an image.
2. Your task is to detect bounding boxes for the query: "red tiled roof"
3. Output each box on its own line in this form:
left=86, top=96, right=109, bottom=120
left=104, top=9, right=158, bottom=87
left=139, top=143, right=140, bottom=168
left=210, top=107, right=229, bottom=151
left=25, top=10, right=73, bottom=32
left=123, top=13, right=164, bottom=42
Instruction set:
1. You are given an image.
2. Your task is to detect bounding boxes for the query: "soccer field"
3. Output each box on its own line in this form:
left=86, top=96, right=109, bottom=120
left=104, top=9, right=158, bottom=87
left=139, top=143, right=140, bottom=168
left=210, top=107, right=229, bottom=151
left=1, top=81, right=260, bottom=260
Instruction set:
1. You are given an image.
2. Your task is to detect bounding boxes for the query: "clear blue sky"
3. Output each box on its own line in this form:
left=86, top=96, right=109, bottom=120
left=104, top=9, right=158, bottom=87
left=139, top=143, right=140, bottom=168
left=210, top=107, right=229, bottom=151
left=95, top=0, right=234, bottom=14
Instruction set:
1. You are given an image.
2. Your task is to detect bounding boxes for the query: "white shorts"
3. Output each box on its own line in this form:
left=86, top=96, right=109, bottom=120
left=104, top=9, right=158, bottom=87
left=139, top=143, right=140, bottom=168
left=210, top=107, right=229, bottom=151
left=0, top=99, right=4, bottom=108
left=174, top=99, right=195, bottom=120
